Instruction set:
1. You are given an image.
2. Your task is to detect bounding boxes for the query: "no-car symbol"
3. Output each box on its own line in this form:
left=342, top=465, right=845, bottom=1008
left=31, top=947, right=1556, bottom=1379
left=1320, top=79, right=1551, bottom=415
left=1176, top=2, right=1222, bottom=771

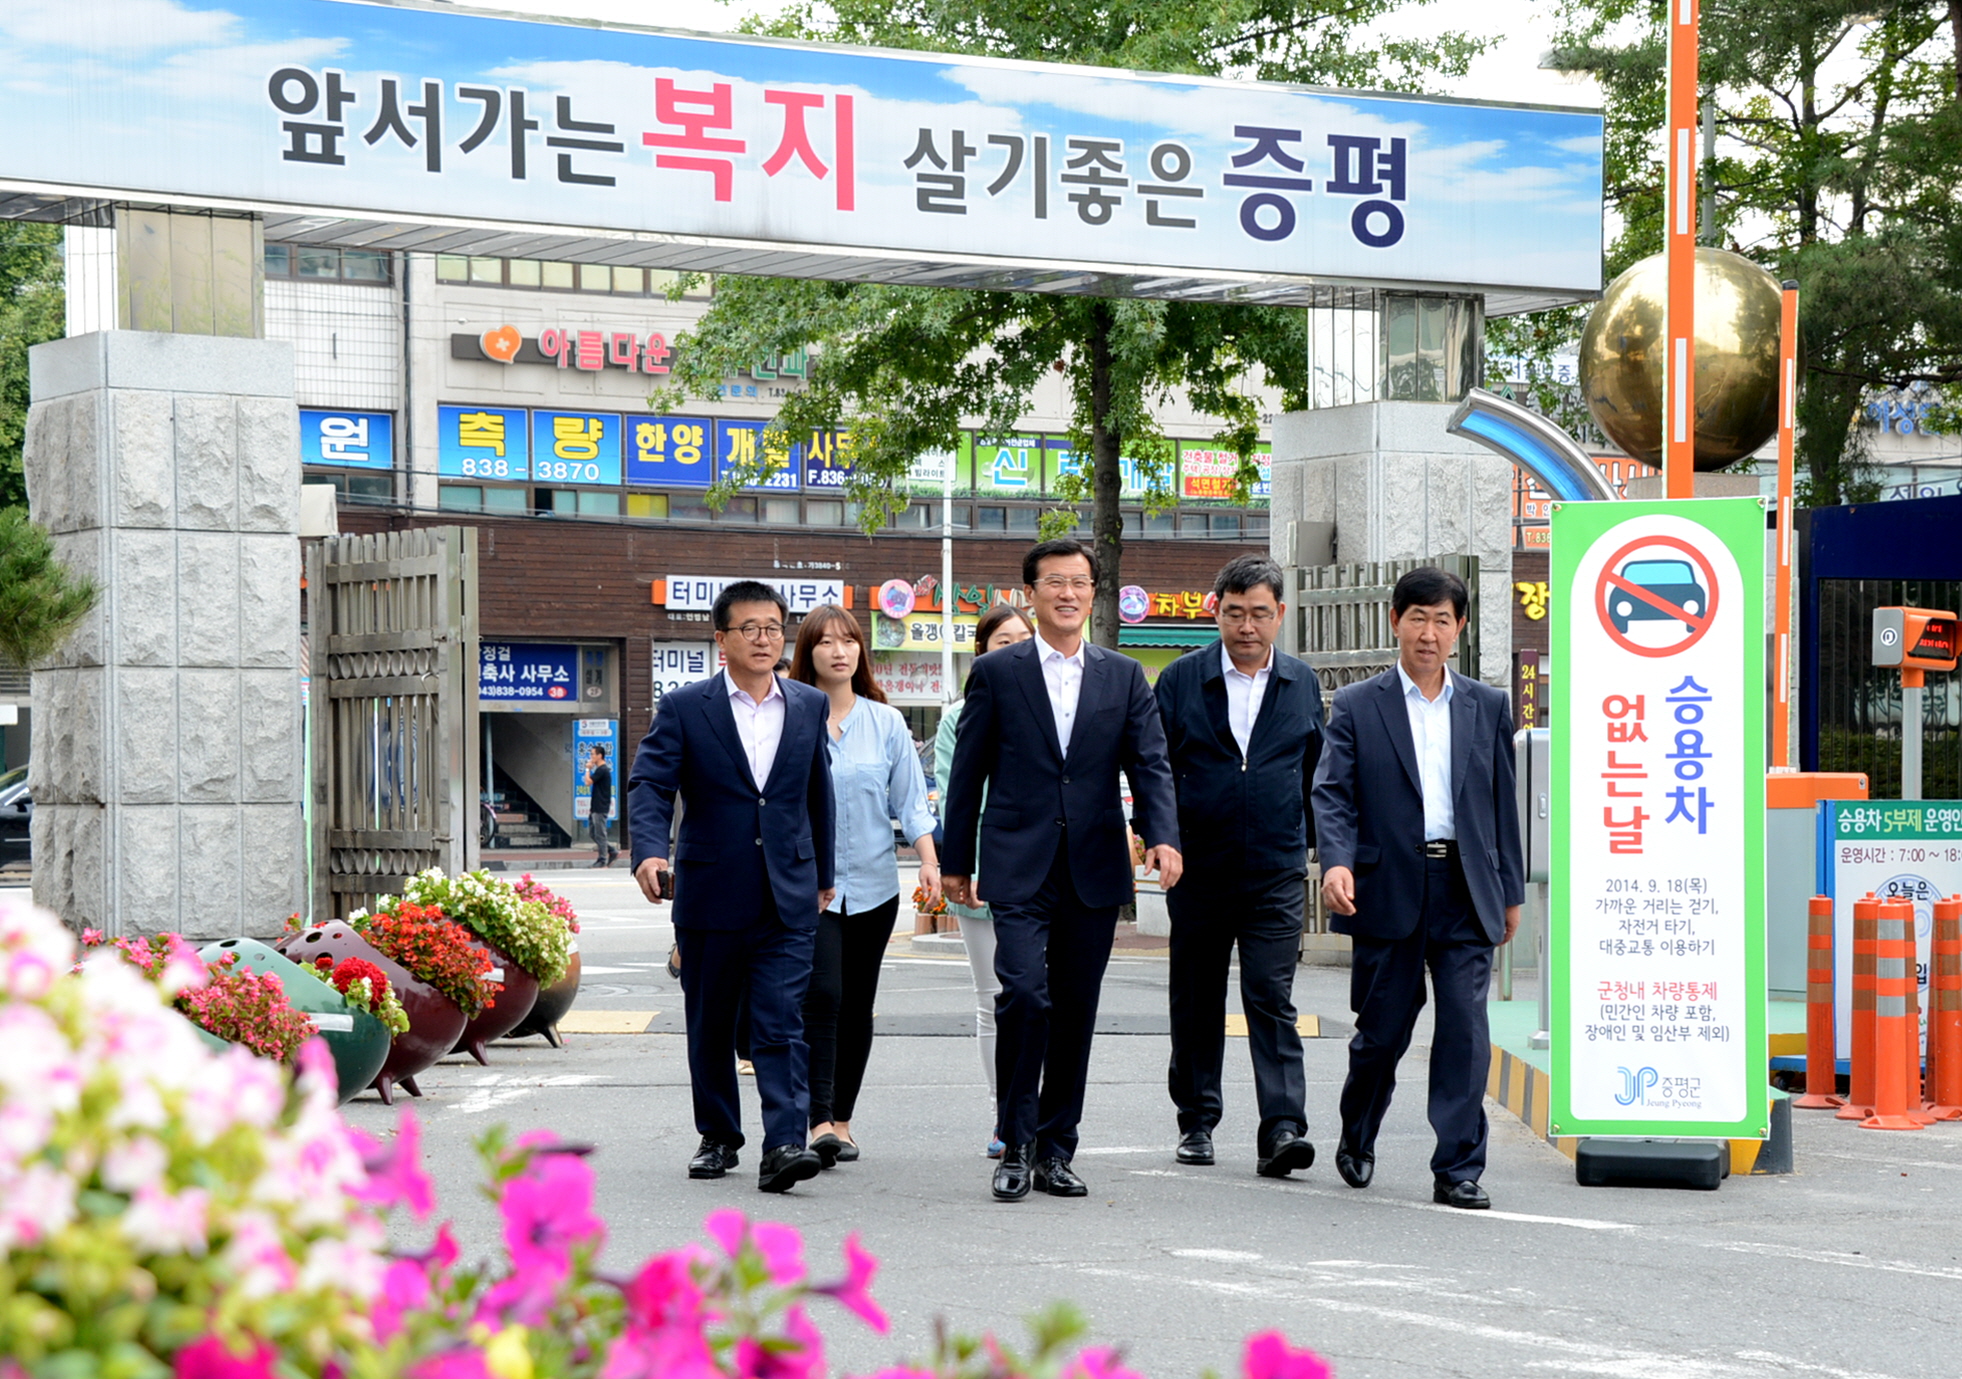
left=1594, top=535, right=1721, bottom=658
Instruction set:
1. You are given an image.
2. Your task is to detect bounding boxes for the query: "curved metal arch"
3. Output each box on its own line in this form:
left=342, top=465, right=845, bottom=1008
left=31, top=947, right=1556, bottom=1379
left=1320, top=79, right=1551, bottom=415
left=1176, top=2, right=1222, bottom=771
left=1446, top=387, right=1619, bottom=502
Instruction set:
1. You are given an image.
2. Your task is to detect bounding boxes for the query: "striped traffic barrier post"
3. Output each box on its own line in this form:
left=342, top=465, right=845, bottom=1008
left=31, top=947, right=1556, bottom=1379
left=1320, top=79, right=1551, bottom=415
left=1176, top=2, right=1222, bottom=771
left=1926, top=895, right=1962, bottom=1119
left=1861, top=896, right=1925, bottom=1131
left=1795, top=894, right=1843, bottom=1108
left=1837, top=893, right=1881, bottom=1121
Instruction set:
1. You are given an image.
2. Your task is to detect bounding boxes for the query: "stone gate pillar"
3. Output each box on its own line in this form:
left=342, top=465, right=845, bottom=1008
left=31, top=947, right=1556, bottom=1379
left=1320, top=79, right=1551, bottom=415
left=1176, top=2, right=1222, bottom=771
left=24, top=331, right=303, bottom=938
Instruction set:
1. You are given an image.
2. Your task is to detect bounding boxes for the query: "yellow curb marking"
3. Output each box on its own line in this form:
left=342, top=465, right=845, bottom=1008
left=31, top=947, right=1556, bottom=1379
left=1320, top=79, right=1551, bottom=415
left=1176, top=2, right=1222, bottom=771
left=557, top=1010, right=659, bottom=1034
left=1225, top=1013, right=1321, bottom=1038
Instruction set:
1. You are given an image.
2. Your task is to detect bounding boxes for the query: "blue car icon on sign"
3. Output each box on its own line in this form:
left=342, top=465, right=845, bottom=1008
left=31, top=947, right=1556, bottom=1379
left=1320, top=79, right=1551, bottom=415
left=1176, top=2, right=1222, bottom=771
left=1608, top=558, right=1708, bottom=634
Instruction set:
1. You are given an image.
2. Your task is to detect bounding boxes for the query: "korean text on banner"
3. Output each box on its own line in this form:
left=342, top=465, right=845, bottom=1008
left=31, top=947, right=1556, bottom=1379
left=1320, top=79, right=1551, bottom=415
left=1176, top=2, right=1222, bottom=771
left=1550, top=497, right=1769, bottom=1141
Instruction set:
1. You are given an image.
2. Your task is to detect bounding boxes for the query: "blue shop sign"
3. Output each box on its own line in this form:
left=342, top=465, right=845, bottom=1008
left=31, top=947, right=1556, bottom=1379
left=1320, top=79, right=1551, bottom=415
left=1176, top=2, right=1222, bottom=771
left=531, top=410, right=623, bottom=486
left=300, top=409, right=394, bottom=470
left=716, top=418, right=799, bottom=491
left=625, top=413, right=714, bottom=489
left=438, top=405, right=529, bottom=482
left=480, top=641, right=579, bottom=704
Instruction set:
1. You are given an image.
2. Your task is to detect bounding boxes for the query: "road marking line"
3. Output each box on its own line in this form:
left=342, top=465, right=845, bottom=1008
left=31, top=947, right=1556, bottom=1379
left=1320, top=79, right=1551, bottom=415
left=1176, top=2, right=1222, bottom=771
left=1078, top=1146, right=1173, bottom=1156
left=1708, top=1241, right=1962, bottom=1282
left=1123, top=1169, right=1633, bottom=1230
left=451, top=1073, right=605, bottom=1115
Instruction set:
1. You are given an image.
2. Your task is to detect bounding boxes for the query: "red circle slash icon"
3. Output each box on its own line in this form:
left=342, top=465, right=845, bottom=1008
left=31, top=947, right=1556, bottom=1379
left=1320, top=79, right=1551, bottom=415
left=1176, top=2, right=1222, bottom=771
left=1594, top=535, right=1721, bottom=658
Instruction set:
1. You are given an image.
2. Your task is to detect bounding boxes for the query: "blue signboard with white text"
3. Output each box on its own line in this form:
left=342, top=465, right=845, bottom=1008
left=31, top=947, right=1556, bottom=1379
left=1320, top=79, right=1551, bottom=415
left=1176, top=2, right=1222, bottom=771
left=799, top=431, right=856, bottom=491
left=0, top=0, right=1603, bottom=310
left=480, top=642, right=579, bottom=705
left=573, top=718, right=621, bottom=822
left=438, top=405, right=529, bottom=482
left=531, top=411, right=623, bottom=486
left=300, top=409, right=394, bottom=470
left=716, top=419, right=800, bottom=492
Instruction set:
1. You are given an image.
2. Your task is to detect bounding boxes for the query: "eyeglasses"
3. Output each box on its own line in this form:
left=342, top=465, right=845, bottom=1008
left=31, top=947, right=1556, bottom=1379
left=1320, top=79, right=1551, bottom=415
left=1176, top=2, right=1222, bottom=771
left=725, top=622, right=786, bottom=642
left=1220, top=608, right=1277, bottom=625
left=1034, top=576, right=1095, bottom=593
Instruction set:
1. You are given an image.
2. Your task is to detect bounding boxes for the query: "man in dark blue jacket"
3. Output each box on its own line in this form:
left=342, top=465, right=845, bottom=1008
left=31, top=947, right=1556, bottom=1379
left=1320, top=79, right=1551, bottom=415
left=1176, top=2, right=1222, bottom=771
left=943, top=539, right=1182, bottom=1202
left=1310, top=567, right=1524, bottom=1210
left=1154, top=554, right=1323, bottom=1178
left=628, top=579, right=836, bottom=1194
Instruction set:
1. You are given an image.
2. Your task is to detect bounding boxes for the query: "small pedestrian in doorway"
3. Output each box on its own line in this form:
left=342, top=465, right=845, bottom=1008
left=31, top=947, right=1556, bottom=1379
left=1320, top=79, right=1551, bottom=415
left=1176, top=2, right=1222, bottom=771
left=584, top=745, right=618, bottom=867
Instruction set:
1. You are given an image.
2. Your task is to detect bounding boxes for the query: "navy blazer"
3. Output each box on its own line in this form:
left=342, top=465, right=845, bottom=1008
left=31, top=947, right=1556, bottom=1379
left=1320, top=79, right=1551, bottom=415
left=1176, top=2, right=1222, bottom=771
left=1154, top=640, right=1323, bottom=876
left=1309, top=666, right=1525, bottom=945
left=943, top=637, right=1179, bottom=910
left=625, top=672, right=836, bottom=932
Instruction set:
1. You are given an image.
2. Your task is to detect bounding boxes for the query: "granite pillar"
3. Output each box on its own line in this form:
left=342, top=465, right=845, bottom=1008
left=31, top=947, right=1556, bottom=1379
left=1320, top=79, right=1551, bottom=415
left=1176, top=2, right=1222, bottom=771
left=24, top=331, right=301, bottom=937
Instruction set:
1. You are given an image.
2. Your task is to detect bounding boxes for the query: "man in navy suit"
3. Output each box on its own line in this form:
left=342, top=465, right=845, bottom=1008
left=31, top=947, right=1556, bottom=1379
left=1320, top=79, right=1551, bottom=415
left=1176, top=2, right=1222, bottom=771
left=943, top=539, right=1183, bottom=1202
left=1310, top=566, right=1524, bottom=1209
left=628, top=580, right=836, bottom=1193
left=1154, top=554, right=1322, bottom=1178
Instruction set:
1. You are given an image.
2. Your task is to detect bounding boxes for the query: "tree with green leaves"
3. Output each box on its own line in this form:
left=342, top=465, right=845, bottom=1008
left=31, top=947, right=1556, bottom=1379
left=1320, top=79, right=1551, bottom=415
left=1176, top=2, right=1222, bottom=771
left=666, top=0, right=1486, bottom=645
left=0, top=507, right=96, bottom=671
left=1519, top=0, right=1962, bottom=505
left=0, top=221, right=64, bottom=511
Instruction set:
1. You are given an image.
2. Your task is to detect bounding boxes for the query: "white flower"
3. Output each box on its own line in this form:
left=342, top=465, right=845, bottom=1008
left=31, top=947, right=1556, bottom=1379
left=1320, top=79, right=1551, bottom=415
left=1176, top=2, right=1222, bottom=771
left=100, top=1135, right=169, bottom=1193
left=0, top=895, right=75, bottom=1000
left=0, top=1161, right=77, bottom=1250
left=122, top=1182, right=210, bottom=1255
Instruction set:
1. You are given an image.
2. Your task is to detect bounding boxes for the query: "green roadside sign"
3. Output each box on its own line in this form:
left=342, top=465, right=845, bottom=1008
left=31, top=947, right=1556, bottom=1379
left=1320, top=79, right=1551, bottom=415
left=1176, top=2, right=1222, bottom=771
left=1549, top=497, right=1769, bottom=1140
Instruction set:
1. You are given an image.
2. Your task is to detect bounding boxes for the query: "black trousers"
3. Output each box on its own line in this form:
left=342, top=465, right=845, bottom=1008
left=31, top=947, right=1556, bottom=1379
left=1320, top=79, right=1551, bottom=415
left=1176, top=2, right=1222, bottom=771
left=677, top=889, right=816, bottom=1152
left=1166, top=867, right=1309, bottom=1148
left=803, top=895, right=901, bottom=1127
left=1338, top=852, right=1494, bottom=1183
left=989, top=844, right=1120, bottom=1162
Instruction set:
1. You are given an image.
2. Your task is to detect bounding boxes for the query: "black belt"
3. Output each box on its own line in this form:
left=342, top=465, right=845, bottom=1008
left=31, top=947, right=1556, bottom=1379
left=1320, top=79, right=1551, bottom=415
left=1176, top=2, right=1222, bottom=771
left=1423, top=839, right=1459, bottom=859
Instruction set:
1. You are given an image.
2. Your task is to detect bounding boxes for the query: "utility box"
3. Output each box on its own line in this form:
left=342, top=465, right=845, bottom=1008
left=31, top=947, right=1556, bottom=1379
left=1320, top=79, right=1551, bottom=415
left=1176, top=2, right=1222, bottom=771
left=1765, top=772, right=1868, bottom=997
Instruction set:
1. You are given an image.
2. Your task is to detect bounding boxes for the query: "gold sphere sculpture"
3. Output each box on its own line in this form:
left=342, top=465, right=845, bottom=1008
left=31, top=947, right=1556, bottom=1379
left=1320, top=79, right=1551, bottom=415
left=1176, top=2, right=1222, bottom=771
left=1578, top=247, right=1787, bottom=471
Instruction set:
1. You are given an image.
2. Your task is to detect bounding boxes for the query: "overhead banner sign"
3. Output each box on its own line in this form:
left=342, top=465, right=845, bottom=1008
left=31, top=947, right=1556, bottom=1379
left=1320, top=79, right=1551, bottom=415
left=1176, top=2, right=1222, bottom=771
left=0, top=0, right=1603, bottom=309
left=1550, top=497, right=1768, bottom=1142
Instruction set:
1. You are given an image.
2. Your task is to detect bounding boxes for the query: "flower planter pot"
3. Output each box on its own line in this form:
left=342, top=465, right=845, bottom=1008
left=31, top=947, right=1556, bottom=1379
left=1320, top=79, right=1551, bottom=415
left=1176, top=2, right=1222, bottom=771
left=450, top=940, right=539, bottom=1065
left=277, top=923, right=466, bottom=1106
left=507, top=946, right=580, bottom=1048
left=199, top=937, right=388, bottom=1104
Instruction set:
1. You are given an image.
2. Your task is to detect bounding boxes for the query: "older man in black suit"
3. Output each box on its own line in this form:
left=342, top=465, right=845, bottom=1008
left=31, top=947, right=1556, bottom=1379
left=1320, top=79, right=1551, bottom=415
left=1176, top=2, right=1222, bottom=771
left=943, top=538, right=1182, bottom=1202
left=1310, top=566, right=1524, bottom=1210
left=1154, top=554, right=1323, bottom=1178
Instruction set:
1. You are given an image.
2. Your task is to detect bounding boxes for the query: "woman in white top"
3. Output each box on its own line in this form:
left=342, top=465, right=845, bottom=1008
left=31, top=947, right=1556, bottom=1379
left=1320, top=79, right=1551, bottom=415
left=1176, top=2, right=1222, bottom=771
left=932, top=602, right=1035, bottom=1159
left=790, top=605, right=939, bottom=1166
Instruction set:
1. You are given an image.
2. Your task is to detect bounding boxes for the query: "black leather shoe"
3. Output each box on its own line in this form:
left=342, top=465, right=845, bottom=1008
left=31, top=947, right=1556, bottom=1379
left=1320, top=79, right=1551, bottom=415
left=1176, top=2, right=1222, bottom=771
left=1334, top=1145, right=1374, bottom=1189
left=1434, top=1179, right=1490, bottom=1209
left=810, top=1133, right=842, bottom=1169
left=834, top=1138, right=860, bottom=1163
left=757, top=1144, right=822, bottom=1193
left=1257, top=1130, right=1316, bottom=1178
left=1033, top=1156, right=1089, bottom=1197
left=993, top=1142, right=1034, bottom=1201
left=1176, top=1130, right=1216, bottom=1166
left=688, top=1137, right=740, bottom=1179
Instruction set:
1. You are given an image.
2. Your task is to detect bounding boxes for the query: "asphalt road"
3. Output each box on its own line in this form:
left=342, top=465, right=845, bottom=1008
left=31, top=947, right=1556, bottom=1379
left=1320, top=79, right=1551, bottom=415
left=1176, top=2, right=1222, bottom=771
left=337, top=870, right=1962, bottom=1379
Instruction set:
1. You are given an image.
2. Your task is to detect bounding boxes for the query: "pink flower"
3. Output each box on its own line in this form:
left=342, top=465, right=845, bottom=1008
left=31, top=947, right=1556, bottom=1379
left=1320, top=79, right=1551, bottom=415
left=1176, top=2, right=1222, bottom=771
left=407, top=1351, right=493, bottom=1379
left=371, top=1257, right=433, bottom=1342
left=500, top=1151, right=604, bottom=1272
left=734, top=1303, right=825, bottom=1379
left=704, top=1207, right=747, bottom=1258
left=601, top=1326, right=719, bottom=1379
left=1242, top=1332, right=1331, bottom=1379
left=622, top=1247, right=710, bottom=1331
left=752, top=1221, right=806, bottom=1286
left=81, top=928, right=104, bottom=945
left=817, top=1232, right=887, bottom=1334
left=863, top=1370, right=938, bottom=1379
left=350, top=1108, right=436, bottom=1220
left=174, top=1334, right=278, bottom=1379
left=1068, top=1348, right=1145, bottom=1379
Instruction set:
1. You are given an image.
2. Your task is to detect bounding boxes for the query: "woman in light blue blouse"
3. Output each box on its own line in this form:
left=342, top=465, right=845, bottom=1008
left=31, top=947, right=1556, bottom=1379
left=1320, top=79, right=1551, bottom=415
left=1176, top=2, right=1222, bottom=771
left=790, top=604, right=939, bottom=1166
left=933, top=602, right=1035, bottom=1159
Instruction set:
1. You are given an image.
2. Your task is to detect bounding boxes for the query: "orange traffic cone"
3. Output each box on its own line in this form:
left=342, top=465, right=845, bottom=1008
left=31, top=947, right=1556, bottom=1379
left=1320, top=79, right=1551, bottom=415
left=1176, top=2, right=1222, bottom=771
left=1795, top=895, right=1843, bottom=1109
left=1929, top=896, right=1962, bottom=1119
left=1861, top=896, right=1925, bottom=1131
left=1838, top=894, right=1880, bottom=1121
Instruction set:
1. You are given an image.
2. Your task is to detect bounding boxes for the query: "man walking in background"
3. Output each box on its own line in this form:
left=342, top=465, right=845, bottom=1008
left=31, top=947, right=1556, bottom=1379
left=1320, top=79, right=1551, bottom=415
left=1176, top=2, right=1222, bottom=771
left=628, top=579, right=836, bottom=1194
left=1154, top=554, right=1323, bottom=1178
left=584, top=744, right=617, bottom=868
left=1310, top=566, right=1524, bottom=1210
left=943, top=538, right=1183, bottom=1202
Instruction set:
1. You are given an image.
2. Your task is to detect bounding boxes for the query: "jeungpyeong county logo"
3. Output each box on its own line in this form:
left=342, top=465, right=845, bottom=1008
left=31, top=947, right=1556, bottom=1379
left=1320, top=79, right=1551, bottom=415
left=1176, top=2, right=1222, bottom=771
left=1614, top=1066, right=1658, bottom=1105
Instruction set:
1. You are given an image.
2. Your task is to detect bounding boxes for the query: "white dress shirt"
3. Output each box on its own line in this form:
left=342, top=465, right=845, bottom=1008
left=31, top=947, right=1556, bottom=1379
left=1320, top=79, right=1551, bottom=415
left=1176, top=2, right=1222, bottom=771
left=1036, top=632, right=1086, bottom=757
left=1220, top=644, right=1273, bottom=758
left=1396, top=662, right=1455, bottom=841
left=726, top=671, right=786, bottom=786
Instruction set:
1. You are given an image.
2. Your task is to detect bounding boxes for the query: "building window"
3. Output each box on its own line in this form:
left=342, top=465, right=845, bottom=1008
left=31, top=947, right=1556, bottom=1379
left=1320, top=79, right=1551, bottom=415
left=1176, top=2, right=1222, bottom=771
left=506, top=258, right=542, bottom=288
left=538, top=489, right=621, bottom=517
left=975, top=506, right=1005, bottom=531
left=1179, top=512, right=1211, bottom=534
left=806, top=499, right=844, bottom=527
left=312, top=470, right=393, bottom=503
left=1209, top=513, right=1241, bottom=535
left=670, top=493, right=713, bottom=522
left=1006, top=506, right=1040, bottom=532
left=439, top=485, right=483, bottom=512
left=1242, top=512, right=1270, bottom=534
left=267, top=244, right=395, bottom=285
left=763, top=498, right=801, bottom=524
left=1144, top=509, right=1176, bottom=534
left=541, top=261, right=576, bottom=290
left=626, top=492, right=669, bottom=520
left=484, top=487, right=528, bottom=514
left=578, top=263, right=611, bottom=292
left=720, top=496, right=759, bottom=522
left=432, top=253, right=704, bottom=296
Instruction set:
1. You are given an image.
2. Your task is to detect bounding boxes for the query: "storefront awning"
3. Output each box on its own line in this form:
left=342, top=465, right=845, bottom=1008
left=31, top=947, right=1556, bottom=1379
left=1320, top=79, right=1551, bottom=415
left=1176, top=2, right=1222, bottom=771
left=1118, top=625, right=1218, bottom=648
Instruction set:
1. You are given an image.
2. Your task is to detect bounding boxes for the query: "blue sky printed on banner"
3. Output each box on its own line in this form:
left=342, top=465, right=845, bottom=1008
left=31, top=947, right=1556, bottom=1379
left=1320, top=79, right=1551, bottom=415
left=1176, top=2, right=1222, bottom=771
left=0, top=0, right=1603, bottom=293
